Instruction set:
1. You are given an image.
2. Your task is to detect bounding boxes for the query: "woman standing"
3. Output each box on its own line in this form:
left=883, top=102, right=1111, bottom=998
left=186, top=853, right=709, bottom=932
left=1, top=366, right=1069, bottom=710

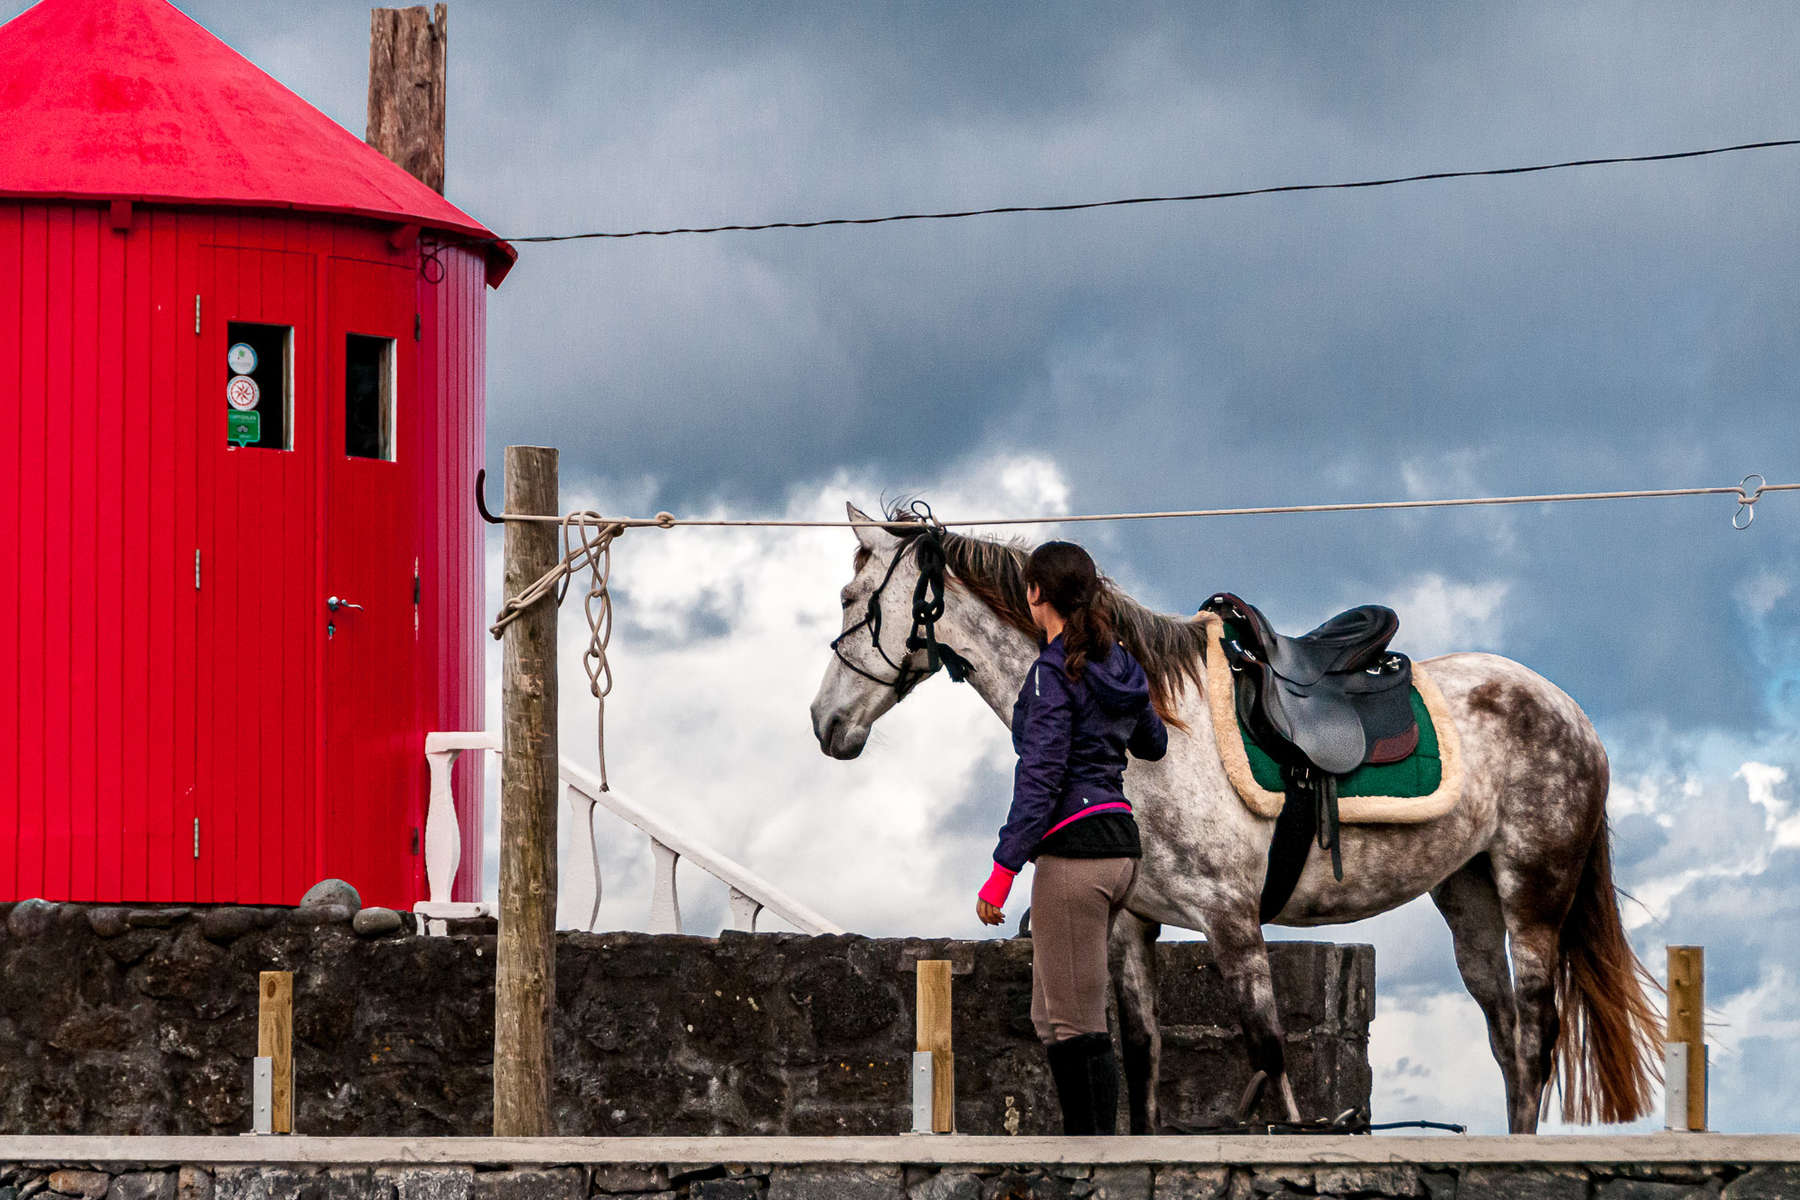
left=975, top=540, right=1168, bottom=1135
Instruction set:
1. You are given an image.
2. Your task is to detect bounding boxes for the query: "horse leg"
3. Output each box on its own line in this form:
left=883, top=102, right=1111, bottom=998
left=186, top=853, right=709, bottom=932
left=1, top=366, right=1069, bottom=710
left=1205, top=910, right=1301, bottom=1123
left=1498, top=913, right=1563, bottom=1134
left=1111, top=912, right=1162, bottom=1134
left=1430, top=856, right=1524, bottom=1121
left=1491, top=845, right=1589, bottom=1133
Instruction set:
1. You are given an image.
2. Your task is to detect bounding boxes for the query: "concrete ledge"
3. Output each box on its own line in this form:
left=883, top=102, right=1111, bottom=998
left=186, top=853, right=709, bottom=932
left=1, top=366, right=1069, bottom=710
left=1, top=1133, right=1797, bottom=1167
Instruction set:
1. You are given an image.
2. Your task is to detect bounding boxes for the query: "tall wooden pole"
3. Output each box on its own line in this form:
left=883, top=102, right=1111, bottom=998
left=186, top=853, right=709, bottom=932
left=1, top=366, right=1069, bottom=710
left=367, top=5, right=448, bottom=194
left=493, top=445, right=559, bottom=1136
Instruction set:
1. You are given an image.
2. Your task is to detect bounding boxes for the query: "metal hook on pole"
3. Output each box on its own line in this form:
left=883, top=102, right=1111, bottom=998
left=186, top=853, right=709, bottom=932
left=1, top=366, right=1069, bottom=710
left=475, top=468, right=503, bottom=525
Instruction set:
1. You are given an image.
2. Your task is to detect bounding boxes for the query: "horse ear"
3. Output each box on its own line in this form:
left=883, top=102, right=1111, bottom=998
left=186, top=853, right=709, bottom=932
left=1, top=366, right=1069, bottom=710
left=847, top=502, right=891, bottom=551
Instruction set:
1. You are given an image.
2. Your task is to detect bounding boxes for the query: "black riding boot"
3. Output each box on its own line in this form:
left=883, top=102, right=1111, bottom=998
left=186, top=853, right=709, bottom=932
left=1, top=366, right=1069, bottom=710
left=1045, top=1032, right=1119, bottom=1135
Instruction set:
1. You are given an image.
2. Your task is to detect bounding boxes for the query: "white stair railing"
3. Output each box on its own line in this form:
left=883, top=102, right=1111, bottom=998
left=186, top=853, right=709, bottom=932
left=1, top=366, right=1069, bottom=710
left=415, top=731, right=500, bottom=931
left=416, top=733, right=843, bottom=937
left=557, top=757, right=843, bottom=936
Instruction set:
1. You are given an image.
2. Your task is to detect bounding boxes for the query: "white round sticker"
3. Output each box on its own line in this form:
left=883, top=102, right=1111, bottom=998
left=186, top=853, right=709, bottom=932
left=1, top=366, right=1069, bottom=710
left=227, top=375, right=261, bottom=411
left=227, top=343, right=258, bottom=375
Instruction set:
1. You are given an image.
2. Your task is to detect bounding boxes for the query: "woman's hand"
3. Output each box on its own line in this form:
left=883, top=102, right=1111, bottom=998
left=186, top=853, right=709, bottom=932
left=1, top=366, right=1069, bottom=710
left=976, top=898, right=1006, bottom=926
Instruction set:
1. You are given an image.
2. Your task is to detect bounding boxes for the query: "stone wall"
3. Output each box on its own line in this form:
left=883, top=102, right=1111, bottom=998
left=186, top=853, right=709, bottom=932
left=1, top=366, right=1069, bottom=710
left=0, top=1158, right=1794, bottom=1200
left=0, top=900, right=1371, bottom=1136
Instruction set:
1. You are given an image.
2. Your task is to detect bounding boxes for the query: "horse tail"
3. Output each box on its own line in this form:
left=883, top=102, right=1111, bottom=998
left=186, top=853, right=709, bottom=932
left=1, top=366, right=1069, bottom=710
left=1552, top=815, right=1663, bottom=1124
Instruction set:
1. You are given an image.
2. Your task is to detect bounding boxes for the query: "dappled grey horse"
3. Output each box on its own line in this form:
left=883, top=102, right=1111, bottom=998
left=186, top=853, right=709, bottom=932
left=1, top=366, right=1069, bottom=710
left=809, top=505, right=1660, bottom=1134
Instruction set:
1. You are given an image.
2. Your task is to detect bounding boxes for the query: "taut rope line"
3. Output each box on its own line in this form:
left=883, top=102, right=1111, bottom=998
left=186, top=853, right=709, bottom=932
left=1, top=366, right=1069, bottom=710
left=482, top=471, right=1790, bottom=791
left=476, top=472, right=1791, bottom=533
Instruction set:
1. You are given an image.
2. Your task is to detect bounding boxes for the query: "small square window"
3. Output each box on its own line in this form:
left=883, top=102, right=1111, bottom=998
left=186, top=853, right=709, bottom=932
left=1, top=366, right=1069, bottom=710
left=346, top=334, right=396, bottom=461
left=224, top=322, right=293, bottom=450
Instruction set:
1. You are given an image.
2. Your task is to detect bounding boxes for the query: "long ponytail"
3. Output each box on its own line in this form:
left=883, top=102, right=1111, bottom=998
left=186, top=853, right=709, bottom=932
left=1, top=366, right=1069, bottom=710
left=1023, top=541, right=1115, bottom=682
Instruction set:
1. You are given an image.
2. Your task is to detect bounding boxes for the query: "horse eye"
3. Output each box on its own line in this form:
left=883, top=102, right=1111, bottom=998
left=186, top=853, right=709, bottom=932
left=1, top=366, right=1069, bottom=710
left=841, top=594, right=856, bottom=610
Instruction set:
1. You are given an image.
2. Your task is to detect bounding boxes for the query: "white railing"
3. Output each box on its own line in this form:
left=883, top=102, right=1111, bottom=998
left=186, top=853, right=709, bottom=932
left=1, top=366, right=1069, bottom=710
left=414, top=732, right=844, bottom=938
left=415, top=731, right=498, bottom=929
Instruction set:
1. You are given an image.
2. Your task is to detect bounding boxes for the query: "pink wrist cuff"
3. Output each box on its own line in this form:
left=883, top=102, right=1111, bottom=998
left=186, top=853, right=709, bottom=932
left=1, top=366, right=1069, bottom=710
left=978, top=863, right=1017, bottom=907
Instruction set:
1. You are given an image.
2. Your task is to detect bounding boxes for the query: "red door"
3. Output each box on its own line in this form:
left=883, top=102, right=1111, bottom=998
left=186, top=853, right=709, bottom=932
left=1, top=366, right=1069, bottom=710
left=200, top=245, right=319, bottom=903
left=321, top=257, right=421, bottom=907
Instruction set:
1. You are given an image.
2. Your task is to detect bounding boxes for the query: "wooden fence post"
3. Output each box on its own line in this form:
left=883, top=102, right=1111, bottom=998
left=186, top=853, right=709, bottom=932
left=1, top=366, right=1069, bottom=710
left=1666, top=945, right=1706, bottom=1131
left=915, top=960, right=954, bottom=1133
left=493, top=445, right=559, bottom=1136
left=257, top=971, right=293, bottom=1134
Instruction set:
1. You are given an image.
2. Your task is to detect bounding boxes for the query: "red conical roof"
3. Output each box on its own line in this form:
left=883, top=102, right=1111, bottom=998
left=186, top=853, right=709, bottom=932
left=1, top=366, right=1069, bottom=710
left=0, top=0, right=513, bottom=284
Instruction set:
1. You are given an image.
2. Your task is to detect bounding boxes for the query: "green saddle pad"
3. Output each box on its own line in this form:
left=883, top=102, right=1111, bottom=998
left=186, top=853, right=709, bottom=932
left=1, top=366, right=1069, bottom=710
left=1239, top=687, right=1442, bottom=798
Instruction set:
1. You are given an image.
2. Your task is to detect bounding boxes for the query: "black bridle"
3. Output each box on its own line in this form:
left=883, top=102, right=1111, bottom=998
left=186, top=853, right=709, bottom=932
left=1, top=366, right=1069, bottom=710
left=829, top=514, right=977, bottom=698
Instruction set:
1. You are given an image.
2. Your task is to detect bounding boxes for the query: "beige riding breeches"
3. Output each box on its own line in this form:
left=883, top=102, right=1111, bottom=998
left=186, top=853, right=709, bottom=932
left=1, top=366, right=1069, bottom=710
left=1028, top=855, right=1139, bottom=1044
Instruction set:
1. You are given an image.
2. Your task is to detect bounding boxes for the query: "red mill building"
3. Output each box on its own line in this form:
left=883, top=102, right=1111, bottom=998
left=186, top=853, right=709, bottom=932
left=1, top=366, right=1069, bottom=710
left=0, top=0, right=514, bottom=907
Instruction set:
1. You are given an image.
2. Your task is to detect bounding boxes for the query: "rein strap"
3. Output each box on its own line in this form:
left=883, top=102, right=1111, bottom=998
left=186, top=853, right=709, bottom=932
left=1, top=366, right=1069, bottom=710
left=906, top=529, right=976, bottom=684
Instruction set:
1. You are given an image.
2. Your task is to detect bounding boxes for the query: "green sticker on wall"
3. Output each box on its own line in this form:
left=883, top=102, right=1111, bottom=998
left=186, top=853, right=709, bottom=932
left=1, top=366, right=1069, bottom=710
left=228, top=410, right=261, bottom=446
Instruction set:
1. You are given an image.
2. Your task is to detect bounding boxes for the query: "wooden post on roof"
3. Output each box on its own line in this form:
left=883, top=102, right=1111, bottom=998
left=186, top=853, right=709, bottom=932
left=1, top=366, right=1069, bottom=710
left=367, top=5, right=447, bottom=194
left=492, top=445, right=559, bottom=1136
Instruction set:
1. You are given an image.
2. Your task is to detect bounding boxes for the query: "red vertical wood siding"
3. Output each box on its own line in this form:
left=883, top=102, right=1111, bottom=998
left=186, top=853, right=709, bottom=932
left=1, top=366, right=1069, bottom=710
left=414, top=242, right=489, bottom=904
left=42, top=204, right=73, bottom=897
left=0, top=202, right=489, bottom=905
left=93, top=211, right=126, bottom=902
left=0, top=203, right=19, bottom=902
left=16, top=205, right=49, bottom=900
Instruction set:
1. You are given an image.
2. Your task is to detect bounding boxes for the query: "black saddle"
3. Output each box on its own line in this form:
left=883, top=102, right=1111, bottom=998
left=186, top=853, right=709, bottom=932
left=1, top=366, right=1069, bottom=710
left=1202, top=593, right=1419, bottom=912
left=1203, top=592, right=1416, bottom=775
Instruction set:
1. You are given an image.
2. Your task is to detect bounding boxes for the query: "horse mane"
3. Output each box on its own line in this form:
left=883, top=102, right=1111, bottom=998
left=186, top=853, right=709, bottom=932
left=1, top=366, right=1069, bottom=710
left=880, top=505, right=1209, bottom=726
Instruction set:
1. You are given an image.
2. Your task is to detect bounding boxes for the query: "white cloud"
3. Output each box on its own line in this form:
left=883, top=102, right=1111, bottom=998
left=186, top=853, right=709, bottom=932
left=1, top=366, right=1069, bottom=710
left=1738, top=762, right=1800, bottom=848
left=1736, top=570, right=1792, bottom=619
left=1346, top=572, right=1511, bottom=658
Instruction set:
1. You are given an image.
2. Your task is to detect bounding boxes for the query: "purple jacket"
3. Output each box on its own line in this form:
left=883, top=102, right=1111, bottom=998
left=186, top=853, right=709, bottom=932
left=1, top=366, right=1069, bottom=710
left=992, top=636, right=1168, bottom=873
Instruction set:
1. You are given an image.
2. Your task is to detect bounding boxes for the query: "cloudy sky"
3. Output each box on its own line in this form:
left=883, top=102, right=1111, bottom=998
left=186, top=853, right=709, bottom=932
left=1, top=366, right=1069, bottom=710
left=26, top=0, right=1796, bottom=1135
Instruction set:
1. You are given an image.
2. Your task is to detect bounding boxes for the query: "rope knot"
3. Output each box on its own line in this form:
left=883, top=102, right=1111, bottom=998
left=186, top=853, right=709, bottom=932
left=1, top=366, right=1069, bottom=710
left=654, top=511, right=677, bottom=529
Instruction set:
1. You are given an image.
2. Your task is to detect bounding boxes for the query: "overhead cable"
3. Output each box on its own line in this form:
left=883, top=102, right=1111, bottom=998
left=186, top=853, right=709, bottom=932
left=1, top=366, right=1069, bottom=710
left=478, top=137, right=1800, bottom=245
left=476, top=472, right=1791, bottom=533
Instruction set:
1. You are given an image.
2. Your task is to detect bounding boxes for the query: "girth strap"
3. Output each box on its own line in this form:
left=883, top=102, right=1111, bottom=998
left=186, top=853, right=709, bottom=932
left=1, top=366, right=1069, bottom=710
left=1259, top=767, right=1345, bottom=923
left=1312, top=770, right=1344, bottom=882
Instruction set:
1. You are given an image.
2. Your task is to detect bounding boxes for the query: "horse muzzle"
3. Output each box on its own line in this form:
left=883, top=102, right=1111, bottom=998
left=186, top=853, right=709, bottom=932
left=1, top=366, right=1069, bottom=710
left=812, top=708, right=869, bottom=760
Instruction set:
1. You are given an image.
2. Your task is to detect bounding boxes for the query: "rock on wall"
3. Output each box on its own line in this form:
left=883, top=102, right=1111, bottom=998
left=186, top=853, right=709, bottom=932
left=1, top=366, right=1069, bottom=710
left=0, top=900, right=1371, bottom=1136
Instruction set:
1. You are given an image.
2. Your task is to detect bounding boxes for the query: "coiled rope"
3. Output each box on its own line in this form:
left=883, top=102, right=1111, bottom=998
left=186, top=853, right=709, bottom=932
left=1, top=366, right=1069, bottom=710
left=490, top=513, right=624, bottom=788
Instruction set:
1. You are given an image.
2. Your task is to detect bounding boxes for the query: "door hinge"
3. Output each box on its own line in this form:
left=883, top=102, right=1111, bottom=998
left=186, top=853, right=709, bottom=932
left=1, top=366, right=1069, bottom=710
left=195, top=295, right=201, bottom=335
left=410, top=827, right=420, bottom=855
left=414, top=312, right=422, bottom=341
left=193, top=818, right=201, bottom=859
left=195, top=549, right=202, bottom=590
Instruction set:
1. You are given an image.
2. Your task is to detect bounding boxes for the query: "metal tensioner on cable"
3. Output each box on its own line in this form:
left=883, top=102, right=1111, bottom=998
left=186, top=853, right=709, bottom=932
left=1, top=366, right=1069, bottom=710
left=1733, top=473, right=1766, bottom=530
